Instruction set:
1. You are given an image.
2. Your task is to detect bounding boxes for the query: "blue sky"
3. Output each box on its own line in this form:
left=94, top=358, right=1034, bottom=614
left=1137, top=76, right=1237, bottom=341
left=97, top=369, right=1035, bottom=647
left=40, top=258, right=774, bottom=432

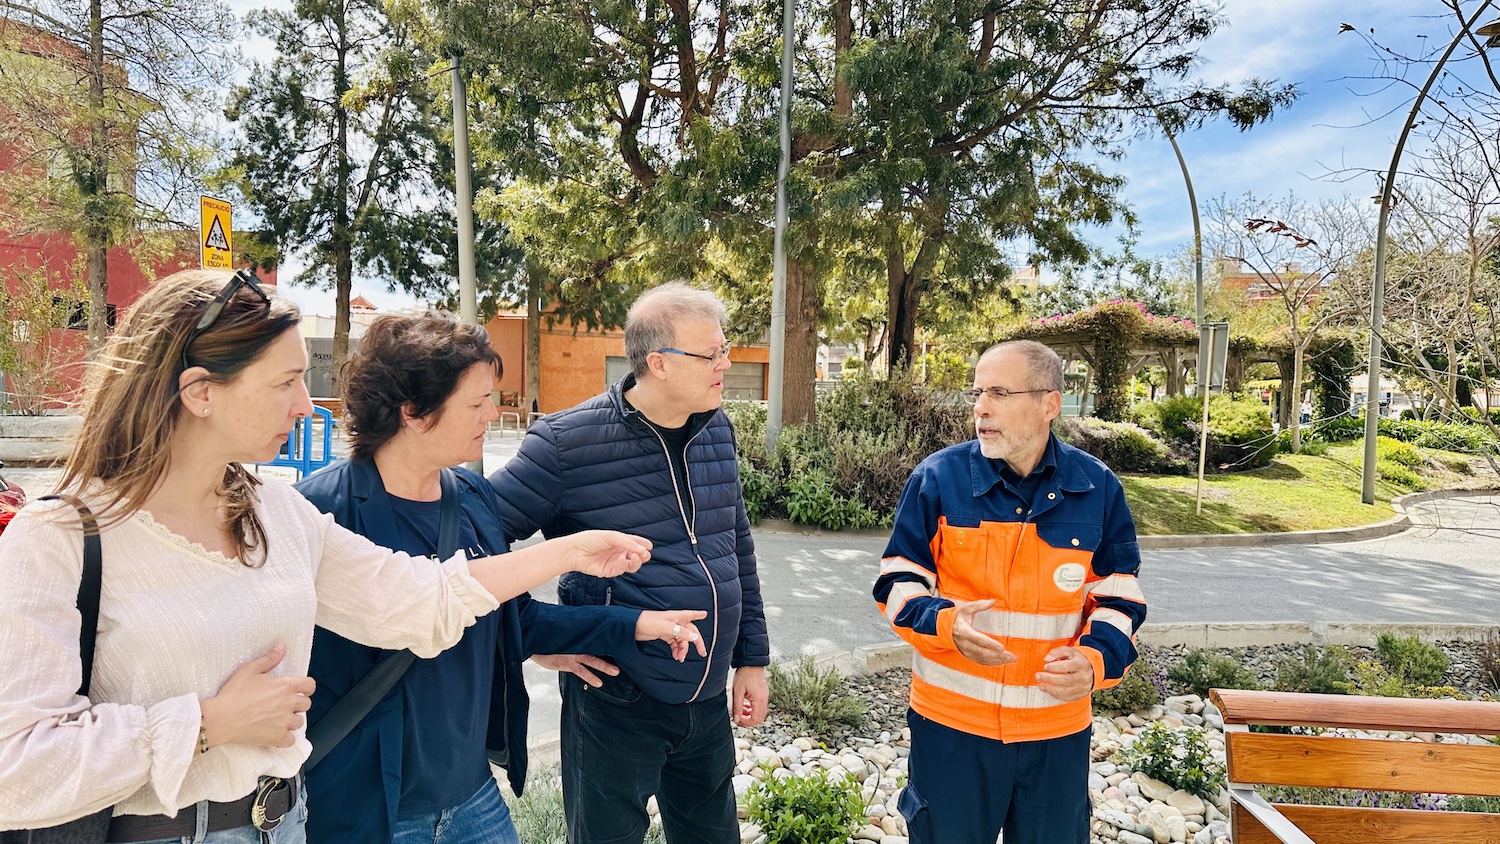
left=223, top=0, right=1488, bottom=317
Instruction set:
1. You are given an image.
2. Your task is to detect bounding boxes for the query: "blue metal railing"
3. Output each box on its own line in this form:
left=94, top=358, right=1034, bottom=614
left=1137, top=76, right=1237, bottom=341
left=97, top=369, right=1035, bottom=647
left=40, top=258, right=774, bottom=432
left=261, top=405, right=335, bottom=478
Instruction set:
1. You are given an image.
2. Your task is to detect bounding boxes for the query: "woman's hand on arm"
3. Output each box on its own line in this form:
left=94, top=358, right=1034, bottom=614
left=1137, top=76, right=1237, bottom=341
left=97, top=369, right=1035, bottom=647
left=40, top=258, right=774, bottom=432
left=468, top=531, right=652, bottom=604
left=635, top=610, right=708, bottom=662
left=199, top=642, right=316, bottom=750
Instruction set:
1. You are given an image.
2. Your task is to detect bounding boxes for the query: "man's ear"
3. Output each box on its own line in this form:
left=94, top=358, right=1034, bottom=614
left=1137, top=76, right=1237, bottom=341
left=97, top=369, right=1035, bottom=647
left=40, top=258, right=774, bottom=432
left=646, top=351, right=671, bottom=382
left=1042, top=390, right=1063, bottom=423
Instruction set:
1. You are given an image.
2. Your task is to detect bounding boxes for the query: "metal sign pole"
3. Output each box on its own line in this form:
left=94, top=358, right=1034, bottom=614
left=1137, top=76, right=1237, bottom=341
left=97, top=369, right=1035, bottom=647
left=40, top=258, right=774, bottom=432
left=1194, top=326, right=1217, bottom=515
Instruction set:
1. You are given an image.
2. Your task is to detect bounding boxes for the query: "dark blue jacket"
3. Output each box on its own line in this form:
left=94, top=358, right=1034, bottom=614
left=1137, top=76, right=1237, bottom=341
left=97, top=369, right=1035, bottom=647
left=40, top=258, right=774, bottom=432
left=488, top=374, right=770, bottom=704
left=294, top=460, right=638, bottom=844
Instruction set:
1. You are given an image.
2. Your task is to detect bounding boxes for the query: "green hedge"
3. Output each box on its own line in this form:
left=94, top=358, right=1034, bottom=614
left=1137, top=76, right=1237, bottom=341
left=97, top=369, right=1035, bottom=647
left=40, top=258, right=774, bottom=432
left=1130, top=393, right=1277, bottom=471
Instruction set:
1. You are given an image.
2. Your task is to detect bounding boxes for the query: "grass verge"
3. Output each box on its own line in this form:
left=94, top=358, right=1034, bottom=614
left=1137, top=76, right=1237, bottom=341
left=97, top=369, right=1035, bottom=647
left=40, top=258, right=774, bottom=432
left=1122, top=443, right=1493, bottom=535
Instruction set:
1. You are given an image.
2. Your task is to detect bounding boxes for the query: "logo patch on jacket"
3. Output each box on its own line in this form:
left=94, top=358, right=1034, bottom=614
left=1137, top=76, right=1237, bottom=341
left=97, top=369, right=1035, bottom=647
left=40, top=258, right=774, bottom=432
left=1053, top=563, right=1086, bottom=592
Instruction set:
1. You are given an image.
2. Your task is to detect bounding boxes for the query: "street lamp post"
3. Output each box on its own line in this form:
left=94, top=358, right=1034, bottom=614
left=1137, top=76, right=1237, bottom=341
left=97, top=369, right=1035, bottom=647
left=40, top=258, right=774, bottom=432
left=764, top=0, right=795, bottom=456
left=1359, top=4, right=1500, bottom=503
left=1157, top=114, right=1206, bottom=386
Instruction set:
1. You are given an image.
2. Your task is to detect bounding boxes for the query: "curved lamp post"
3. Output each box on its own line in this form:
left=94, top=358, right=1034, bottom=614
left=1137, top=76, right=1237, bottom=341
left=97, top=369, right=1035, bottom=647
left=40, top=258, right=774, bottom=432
left=1360, top=4, right=1500, bottom=503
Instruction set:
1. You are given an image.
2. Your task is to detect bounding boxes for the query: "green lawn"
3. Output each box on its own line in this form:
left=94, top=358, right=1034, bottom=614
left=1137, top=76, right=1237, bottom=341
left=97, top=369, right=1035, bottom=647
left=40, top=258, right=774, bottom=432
left=1121, top=443, right=1491, bottom=535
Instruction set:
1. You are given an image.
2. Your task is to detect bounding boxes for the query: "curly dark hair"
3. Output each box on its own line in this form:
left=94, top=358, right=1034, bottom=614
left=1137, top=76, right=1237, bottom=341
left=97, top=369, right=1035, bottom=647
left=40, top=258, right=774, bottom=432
left=342, top=312, right=501, bottom=461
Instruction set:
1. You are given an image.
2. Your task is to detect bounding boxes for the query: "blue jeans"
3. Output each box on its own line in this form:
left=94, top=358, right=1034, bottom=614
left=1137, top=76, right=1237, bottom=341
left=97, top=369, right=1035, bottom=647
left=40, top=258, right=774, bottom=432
left=132, top=783, right=307, bottom=844
left=391, top=780, right=520, bottom=844
left=560, top=672, right=738, bottom=844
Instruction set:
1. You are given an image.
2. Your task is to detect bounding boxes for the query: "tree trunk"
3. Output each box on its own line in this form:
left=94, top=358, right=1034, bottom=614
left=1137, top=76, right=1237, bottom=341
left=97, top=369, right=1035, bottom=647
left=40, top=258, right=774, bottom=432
left=84, top=0, right=109, bottom=354
left=1289, top=344, right=1305, bottom=454
left=885, top=232, right=942, bottom=373
left=525, top=265, right=541, bottom=414
left=1276, top=355, right=1294, bottom=433
left=782, top=255, right=820, bottom=426
left=833, top=0, right=852, bottom=117
left=331, top=1, right=353, bottom=397
left=1079, top=365, right=1092, bottom=417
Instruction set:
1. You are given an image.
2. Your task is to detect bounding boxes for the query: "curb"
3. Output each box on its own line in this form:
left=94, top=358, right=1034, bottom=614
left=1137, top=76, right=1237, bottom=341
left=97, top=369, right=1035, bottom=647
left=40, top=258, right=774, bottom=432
left=755, top=489, right=1500, bottom=549
left=521, top=619, right=1500, bottom=761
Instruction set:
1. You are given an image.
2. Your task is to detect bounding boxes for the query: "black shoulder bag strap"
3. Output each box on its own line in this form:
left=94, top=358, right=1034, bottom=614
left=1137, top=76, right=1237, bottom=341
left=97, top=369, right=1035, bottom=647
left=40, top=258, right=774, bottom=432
left=305, top=469, right=464, bottom=771
left=38, top=496, right=102, bottom=696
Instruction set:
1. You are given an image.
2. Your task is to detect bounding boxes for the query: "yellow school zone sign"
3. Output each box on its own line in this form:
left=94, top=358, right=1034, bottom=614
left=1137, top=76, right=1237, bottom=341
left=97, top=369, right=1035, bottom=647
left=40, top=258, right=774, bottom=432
left=200, top=196, right=233, bottom=269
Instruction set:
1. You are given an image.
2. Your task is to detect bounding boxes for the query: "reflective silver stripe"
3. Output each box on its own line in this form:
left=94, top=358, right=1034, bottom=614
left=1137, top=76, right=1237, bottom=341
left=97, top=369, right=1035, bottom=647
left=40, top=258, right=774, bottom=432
left=879, top=555, right=936, bottom=588
left=884, top=581, right=932, bottom=624
left=970, top=609, right=1081, bottom=642
left=912, top=654, right=1065, bottom=709
left=1085, top=573, right=1146, bottom=603
left=1087, top=607, right=1136, bottom=637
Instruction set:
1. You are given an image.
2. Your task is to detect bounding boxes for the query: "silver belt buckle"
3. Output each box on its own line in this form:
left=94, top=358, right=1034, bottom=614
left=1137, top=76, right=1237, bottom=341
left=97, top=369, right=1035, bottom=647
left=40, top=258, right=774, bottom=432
left=251, top=777, right=288, bottom=832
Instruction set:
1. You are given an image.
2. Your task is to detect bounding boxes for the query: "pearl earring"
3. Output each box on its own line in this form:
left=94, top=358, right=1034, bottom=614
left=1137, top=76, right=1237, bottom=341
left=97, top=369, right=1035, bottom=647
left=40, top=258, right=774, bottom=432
left=202, top=408, right=210, bottom=416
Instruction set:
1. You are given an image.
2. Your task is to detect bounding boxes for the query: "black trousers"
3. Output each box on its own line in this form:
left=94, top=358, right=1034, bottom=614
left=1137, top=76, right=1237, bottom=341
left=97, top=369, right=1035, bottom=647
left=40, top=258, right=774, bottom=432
left=901, top=709, right=1091, bottom=844
left=560, top=672, right=738, bottom=844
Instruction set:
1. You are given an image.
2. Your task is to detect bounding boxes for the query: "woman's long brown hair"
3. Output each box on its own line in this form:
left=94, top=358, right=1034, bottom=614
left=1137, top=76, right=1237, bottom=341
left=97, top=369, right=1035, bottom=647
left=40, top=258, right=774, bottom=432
left=55, top=269, right=301, bottom=565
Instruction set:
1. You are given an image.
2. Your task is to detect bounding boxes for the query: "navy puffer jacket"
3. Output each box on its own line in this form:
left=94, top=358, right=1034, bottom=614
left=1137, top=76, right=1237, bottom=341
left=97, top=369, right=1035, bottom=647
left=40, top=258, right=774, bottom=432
left=488, top=374, right=769, bottom=704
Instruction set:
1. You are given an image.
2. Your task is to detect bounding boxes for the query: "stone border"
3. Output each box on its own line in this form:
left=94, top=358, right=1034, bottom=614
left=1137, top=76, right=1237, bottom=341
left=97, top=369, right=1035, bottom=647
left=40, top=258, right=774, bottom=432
left=523, top=619, right=1500, bottom=762
left=755, top=488, right=1500, bottom=548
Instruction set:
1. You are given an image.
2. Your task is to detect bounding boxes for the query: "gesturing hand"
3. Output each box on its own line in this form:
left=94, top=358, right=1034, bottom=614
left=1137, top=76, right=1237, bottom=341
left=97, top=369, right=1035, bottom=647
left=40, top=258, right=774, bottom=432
left=951, top=599, right=1017, bottom=666
left=200, top=642, right=316, bottom=750
left=1036, top=646, right=1095, bottom=702
left=531, top=653, right=620, bottom=688
left=636, top=610, right=708, bottom=661
left=568, top=531, right=653, bottom=578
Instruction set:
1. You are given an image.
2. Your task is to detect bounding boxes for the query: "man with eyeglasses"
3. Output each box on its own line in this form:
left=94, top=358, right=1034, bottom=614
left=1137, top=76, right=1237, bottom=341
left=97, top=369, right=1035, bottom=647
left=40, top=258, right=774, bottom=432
left=488, top=282, right=768, bottom=844
left=874, top=339, right=1147, bottom=844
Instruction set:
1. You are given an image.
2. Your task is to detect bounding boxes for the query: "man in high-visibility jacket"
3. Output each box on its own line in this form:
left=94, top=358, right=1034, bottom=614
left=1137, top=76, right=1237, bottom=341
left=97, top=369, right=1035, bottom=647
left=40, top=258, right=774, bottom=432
left=874, top=339, right=1147, bottom=844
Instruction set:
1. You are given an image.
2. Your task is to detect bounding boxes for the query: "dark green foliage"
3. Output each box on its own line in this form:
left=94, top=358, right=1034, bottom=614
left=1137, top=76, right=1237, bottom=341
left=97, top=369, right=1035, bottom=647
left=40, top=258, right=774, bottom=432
left=1054, top=417, right=1189, bottom=475
left=1308, top=416, right=1364, bottom=443
left=1167, top=649, right=1262, bottom=697
left=766, top=656, right=866, bottom=735
left=1123, top=722, right=1226, bottom=799
left=745, top=773, right=863, bottom=844
left=1093, top=659, right=1163, bottom=713
left=1307, top=334, right=1359, bottom=422
left=1378, top=419, right=1499, bottom=455
left=1447, top=795, right=1500, bottom=813
left=1273, top=646, right=1352, bottom=695
left=1131, top=394, right=1276, bottom=471
left=1375, top=634, right=1450, bottom=687
left=731, top=373, right=970, bottom=529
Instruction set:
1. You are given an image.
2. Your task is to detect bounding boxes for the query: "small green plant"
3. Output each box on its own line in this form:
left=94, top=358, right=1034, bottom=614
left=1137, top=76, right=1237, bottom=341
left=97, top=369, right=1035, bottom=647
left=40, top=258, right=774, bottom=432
left=1376, top=633, right=1449, bottom=687
left=1375, top=458, right=1424, bottom=490
left=510, top=770, right=666, bottom=843
left=1123, top=721, right=1225, bottom=799
left=782, top=468, right=880, bottom=530
left=1340, top=660, right=1409, bottom=697
left=1093, top=659, right=1163, bottom=713
left=1274, top=646, right=1353, bottom=695
left=1448, top=795, right=1500, bottom=813
left=767, top=655, right=866, bottom=735
left=739, top=461, right=776, bottom=523
left=1299, top=440, right=1330, bottom=456
left=1376, top=436, right=1424, bottom=467
left=745, top=772, right=863, bottom=844
left=1168, top=649, right=1261, bottom=697
left=1478, top=630, right=1500, bottom=693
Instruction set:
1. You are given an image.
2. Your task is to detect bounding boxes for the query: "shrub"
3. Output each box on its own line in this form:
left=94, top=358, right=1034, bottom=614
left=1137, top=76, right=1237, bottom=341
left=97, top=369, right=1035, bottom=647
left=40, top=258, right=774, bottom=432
left=1093, top=658, right=1163, bottom=713
left=1376, top=633, right=1450, bottom=687
left=1375, top=458, right=1424, bottom=491
left=1376, top=436, right=1424, bottom=467
left=1168, top=649, right=1261, bottom=697
left=1054, top=417, right=1187, bottom=475
left=1273, top=646, right=1352, bottom=695
left=766, top=656, right=866, bottom=735
left=1308, top=415, right=1364, bottom=443
left=740, top=461, right=776, bottom=524
left=783, top=469, right=881, bottom=531
left=1123, top=721, right=1226, bottom=799
left=1298, top=439, right=1329, bottom=456
left=746, top=772, right=863, bottom=844
left=1479, top=630, right=1500, bottom=693
left=1447, top=795, right=1500, bottom=813
left=1130, top=394, right=1276, bottom=470
left=1379, top=418, right=1498, bottom=455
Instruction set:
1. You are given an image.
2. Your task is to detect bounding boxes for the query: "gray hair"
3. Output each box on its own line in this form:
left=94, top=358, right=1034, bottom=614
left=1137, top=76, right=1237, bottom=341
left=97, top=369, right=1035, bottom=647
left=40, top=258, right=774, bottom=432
left=624, top=282, right=729, bottom=377
left=980, top=340, right=1064, bottom=392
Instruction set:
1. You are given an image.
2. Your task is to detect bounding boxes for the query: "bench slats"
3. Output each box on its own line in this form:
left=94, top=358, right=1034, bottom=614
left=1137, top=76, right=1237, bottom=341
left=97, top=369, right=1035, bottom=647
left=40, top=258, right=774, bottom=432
left=1232, top=803, right=1500, bottom=844
left=1211, top=689, right=1500, bottom=734
left=1227, top=732, right=1500, bottom=796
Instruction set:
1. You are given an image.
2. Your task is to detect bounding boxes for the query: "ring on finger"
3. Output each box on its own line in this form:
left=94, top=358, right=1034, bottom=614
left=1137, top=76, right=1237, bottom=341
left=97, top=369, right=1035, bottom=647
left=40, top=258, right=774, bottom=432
left=671, top=623, right=681, bottom=641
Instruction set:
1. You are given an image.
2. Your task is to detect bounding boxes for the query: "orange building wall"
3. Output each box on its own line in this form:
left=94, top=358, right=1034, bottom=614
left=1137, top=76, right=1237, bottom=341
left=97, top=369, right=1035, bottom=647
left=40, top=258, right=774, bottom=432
left=483, top=315, right=525, bottom=398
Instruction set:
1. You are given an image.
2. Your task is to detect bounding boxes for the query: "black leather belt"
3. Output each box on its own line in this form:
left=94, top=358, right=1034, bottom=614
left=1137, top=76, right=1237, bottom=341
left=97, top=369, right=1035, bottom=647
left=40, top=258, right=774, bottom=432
left=106, top=776, right=300, bottom=843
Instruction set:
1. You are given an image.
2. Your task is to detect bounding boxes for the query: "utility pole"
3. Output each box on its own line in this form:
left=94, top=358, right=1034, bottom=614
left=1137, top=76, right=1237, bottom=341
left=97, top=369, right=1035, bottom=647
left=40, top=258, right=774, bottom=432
left=452, top=51, right=483, bottom=473
left=764, top=0, right=794, bottom=456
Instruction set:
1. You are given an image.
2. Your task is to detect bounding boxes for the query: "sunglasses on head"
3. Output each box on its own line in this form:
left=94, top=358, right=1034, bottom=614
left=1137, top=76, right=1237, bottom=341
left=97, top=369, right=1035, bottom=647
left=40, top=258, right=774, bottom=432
left=180, top=269, right=271, bottom=373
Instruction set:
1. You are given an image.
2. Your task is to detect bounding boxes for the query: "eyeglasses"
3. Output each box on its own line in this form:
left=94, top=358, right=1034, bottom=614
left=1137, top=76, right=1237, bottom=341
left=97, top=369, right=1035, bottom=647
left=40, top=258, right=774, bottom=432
left=961, top=386, right=1054, bottom=404
left=656, top=343, right=732, bottom=364
left=180, top=269, right=271, bottom=372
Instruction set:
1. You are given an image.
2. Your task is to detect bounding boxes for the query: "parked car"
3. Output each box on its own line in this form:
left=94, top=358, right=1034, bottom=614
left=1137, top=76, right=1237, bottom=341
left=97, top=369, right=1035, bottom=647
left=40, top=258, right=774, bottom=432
left=0, top=462, right=26, bottom=537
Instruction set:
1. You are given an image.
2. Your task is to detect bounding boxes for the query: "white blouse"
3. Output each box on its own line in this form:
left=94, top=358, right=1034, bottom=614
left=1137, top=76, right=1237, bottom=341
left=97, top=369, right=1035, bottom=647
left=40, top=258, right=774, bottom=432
left=0, top=478, right=500, bottom=828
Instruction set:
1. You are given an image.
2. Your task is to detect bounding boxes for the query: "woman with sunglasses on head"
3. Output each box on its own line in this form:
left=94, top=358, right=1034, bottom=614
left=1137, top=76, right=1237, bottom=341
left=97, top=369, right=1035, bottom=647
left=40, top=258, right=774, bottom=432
left=0, top=269, right=658, bottom=844
left=293, top=311, right=707, bottom=844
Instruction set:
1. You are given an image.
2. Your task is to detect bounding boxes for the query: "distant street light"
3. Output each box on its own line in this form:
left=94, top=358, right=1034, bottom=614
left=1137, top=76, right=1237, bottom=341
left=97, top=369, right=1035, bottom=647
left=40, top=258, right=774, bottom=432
left=1360, top=6, right=1500, bottom=503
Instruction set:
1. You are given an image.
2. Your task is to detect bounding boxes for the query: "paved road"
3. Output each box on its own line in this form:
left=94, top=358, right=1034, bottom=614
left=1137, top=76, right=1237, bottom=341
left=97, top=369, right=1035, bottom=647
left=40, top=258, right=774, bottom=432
left=8, top=440, right=1498, bottom=745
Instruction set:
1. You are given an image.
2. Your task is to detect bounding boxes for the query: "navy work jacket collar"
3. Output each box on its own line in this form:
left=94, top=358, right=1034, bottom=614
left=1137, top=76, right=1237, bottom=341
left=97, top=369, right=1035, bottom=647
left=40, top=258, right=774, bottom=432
left=349, top=458, right=403, bottom=551
left=608, top=372, right=720, bottom=441
left=969, top=434, right=1095, bottom=518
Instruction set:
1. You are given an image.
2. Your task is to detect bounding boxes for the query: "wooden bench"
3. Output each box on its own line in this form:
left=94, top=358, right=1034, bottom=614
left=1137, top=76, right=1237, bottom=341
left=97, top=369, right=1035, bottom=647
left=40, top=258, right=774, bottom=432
left=1210, top=689, right=1500, bottom=843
